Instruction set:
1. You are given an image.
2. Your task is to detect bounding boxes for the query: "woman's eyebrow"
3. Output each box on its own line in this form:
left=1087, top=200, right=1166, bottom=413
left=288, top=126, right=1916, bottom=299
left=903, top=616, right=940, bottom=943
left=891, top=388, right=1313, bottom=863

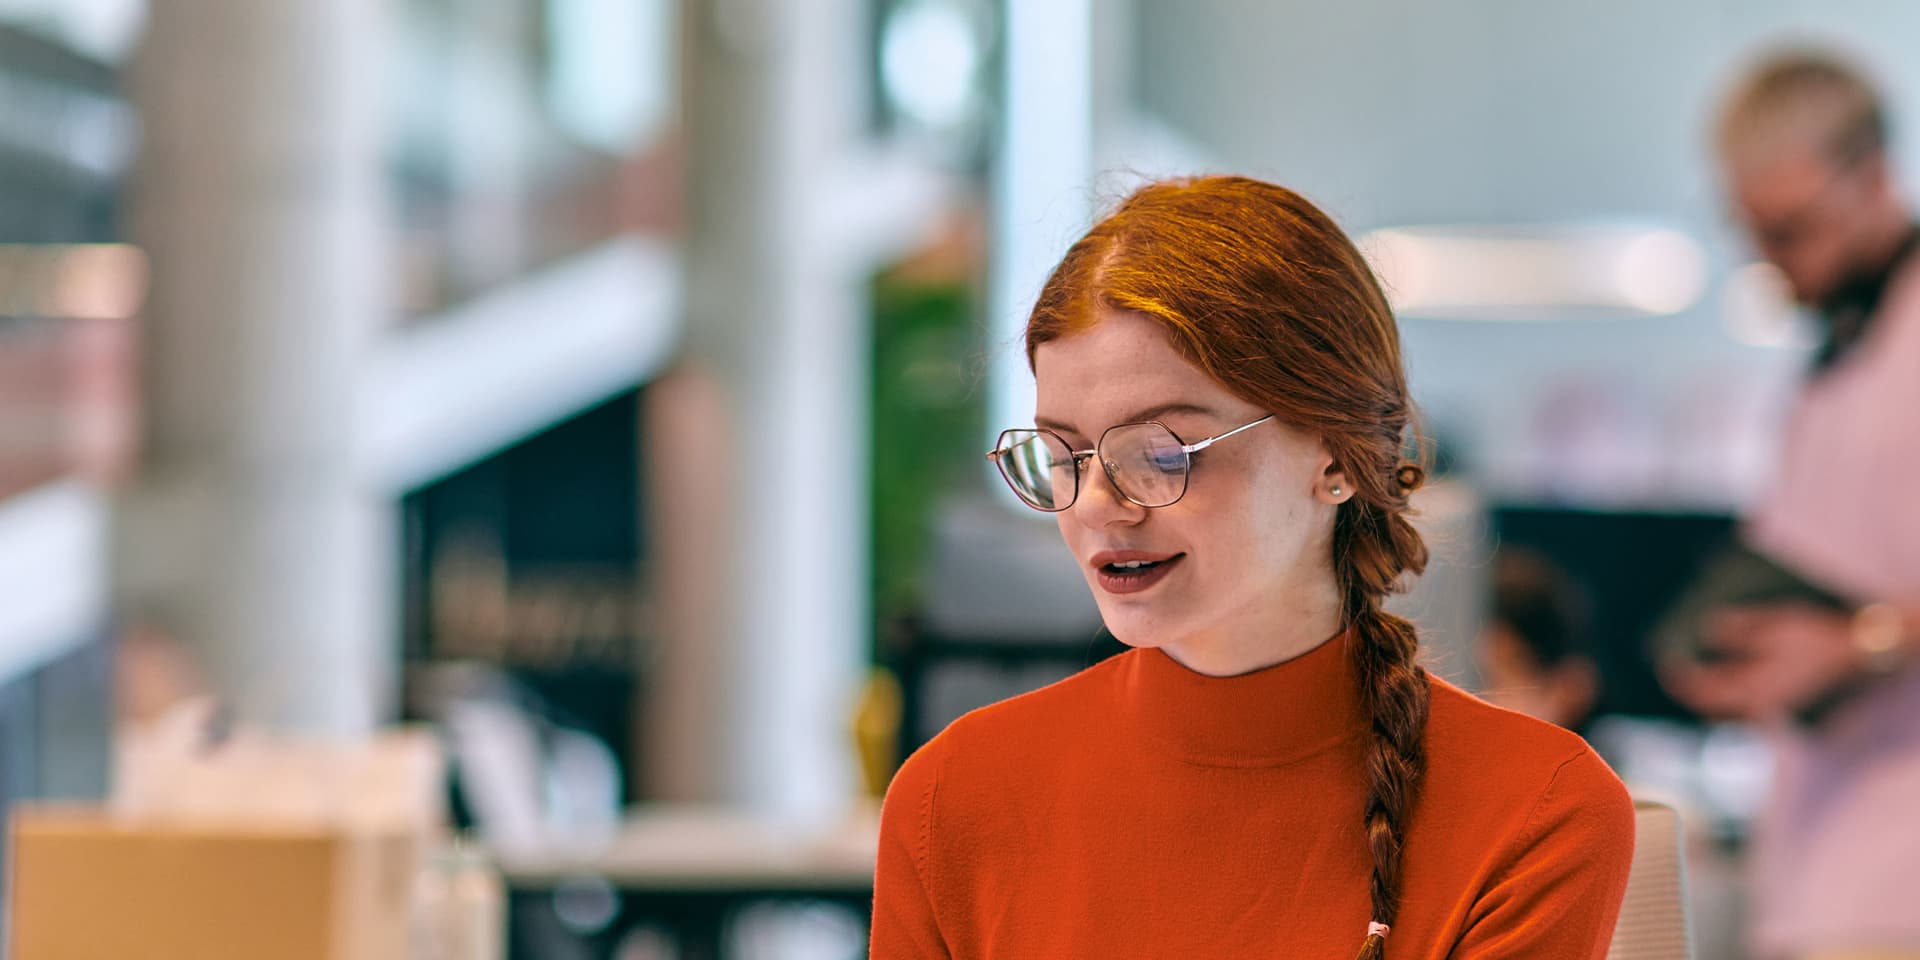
left=1033, top=402, right=1219, bottom=435
left=1122, top=401, right=1219, bottom=424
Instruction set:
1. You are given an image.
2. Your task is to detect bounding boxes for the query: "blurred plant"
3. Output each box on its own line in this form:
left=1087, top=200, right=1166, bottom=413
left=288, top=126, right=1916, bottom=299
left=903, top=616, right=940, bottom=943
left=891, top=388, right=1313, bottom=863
left=869, top=269, right=980, bottom=657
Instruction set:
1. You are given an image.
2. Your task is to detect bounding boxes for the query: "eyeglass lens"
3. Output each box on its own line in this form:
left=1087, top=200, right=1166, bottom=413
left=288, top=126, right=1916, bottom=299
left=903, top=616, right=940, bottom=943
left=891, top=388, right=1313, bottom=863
left=994, top=422, right=1190, bottom=511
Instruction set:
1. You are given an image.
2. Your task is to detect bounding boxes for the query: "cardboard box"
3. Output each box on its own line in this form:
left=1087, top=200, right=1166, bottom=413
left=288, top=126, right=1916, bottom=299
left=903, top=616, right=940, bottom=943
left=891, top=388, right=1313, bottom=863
left=9, top=806, right=415, bottom=960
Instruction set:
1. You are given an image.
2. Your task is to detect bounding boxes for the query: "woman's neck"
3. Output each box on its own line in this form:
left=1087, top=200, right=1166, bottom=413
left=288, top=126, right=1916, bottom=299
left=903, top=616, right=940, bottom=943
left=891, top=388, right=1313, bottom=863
left=1159, top=572, right=1345, bottom=677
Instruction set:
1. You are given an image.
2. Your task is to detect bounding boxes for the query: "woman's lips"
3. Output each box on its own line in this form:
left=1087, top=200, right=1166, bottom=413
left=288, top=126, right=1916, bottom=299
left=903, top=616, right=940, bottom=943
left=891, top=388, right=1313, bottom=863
left=1089, top=551, right=1186, bottom=595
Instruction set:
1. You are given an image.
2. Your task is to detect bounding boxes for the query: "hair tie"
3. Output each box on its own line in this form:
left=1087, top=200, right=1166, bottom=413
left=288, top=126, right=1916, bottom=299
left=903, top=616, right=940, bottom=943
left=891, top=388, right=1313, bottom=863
left=1395, top=464, right=1426, bottom=494
left=1367, top=921, right=1391, bottom=939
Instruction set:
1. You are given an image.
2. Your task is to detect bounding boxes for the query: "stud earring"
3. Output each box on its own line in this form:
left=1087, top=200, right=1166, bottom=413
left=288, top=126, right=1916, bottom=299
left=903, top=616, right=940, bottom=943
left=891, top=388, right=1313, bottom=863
left=1330, top=485, right=1343, bottom=498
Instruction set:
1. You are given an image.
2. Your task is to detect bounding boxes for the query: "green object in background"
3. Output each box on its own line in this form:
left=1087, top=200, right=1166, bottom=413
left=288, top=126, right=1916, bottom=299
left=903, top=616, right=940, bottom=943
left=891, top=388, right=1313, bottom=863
left=869, top=273, right=982, bottom=660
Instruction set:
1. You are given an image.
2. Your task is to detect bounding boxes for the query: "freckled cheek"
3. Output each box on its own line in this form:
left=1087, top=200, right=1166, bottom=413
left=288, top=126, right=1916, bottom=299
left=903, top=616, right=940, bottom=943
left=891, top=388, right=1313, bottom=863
left=1054, top=519, right=1087, bottom=572
left=1216, top=487, right=1314, bottom=575
left=1163, top=494, right=1260, bottom=571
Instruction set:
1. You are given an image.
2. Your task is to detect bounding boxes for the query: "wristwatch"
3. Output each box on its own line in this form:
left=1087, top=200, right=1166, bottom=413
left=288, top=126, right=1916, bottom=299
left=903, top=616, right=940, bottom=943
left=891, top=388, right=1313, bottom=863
left=1851, top=603, right=1910, bottom=675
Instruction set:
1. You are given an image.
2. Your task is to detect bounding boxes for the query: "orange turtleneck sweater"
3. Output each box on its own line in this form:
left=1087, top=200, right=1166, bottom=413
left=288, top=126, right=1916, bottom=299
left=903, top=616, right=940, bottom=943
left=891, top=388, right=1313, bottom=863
left=869, top=632, right=1635, bottom=958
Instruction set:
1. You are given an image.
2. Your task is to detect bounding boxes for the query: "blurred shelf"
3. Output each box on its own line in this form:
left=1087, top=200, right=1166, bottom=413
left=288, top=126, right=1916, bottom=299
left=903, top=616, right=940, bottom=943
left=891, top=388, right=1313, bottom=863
left=0, top=154, right=948, bottom=671
left=0, top=236, right=681, bottom=674
left=361, top=233, right=681, bottom=494
left=492, top=803, right=879, bottom=892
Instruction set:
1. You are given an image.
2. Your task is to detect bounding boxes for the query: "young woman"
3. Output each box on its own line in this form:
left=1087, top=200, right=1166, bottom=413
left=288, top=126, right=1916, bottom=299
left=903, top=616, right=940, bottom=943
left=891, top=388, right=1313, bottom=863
left=870, top=176, right=1634, bottom=959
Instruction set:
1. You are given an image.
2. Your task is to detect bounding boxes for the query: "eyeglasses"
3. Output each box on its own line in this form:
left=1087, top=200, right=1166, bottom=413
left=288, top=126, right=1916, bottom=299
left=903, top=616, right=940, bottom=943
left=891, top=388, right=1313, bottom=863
left=1734, top=160, right=1864, bottom=257
left=986, top=415, right=1274, bottom=512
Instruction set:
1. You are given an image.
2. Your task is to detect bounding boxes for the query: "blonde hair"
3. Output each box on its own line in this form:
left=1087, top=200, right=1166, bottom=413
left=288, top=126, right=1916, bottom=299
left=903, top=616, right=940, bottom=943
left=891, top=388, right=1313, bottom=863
left=1717, top=49, right=1887, bottom=172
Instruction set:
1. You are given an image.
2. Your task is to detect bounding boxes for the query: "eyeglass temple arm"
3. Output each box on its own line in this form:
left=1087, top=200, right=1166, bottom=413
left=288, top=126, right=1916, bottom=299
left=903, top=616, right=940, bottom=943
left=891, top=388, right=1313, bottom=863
left=990, top=417, right=1271, bottom=459
left=1183, top=414, right=1275, bottom=453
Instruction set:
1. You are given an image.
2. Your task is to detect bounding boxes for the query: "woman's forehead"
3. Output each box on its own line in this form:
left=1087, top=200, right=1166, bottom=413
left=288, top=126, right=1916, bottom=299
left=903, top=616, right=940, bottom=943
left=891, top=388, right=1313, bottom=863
left=1034, top=312, right=1201, bottom=380
left=1032, top=313, right=1237, bottom=429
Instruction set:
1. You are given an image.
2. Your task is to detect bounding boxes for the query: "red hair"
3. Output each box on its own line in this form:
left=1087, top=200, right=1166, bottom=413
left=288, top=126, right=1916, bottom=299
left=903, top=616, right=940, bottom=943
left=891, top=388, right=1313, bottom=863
left=1026, top=176, right=1430, bottom=960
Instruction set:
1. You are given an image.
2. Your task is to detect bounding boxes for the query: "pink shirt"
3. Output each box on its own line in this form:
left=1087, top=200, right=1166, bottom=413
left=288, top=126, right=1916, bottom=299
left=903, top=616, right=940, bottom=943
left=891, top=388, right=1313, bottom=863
left=1743, top=255, right=1920, bottom=957
left=1746, top=256, right=1920, bottom=605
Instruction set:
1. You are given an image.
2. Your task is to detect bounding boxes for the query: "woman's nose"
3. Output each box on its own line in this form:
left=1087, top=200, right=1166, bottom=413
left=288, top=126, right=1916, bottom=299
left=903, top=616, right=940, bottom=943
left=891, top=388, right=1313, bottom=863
left=1070, top=456, right=1147, bottom=527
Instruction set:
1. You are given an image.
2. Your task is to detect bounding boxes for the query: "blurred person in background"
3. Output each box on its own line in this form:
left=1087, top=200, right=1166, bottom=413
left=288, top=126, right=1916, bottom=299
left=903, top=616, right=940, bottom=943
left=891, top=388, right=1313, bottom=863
left=871, top=177, right=1634, bottom=960
left=1661, top=48, right=1920, bottom=959
left=116, top=623, right=205, bottom=730
left=1477, top=549, right=1599, bottom=736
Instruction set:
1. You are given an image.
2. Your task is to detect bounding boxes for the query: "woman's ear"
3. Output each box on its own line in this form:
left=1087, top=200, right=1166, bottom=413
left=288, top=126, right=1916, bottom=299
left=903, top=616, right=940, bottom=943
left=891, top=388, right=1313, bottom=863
left=1319, top=459, right=1352, bottom=504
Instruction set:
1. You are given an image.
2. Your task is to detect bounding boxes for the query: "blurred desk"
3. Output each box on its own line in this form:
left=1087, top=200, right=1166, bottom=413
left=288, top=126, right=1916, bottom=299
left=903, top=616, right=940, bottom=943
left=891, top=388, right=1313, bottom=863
left=493, top=804, right=879, bottom=959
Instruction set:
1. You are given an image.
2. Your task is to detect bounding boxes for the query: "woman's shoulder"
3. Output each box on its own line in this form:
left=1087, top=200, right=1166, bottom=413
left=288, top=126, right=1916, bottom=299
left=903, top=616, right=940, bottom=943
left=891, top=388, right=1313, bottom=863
left=885, top=650, right=1132, bottom=804
left=915, top=649, right=1130, bottom=755
left=1413, top=679, right=1638, bottom=953
left=1421, top=674, right=1635, bottom=846
left=1425, top=674, right=1595, bottom=760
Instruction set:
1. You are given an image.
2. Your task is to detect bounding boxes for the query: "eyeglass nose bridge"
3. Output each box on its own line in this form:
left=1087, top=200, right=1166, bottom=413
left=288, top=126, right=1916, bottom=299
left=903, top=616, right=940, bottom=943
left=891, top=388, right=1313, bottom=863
left=1073, top=446, right=1145, bottom=510
left=1079, top=436, right=1187, bottom=511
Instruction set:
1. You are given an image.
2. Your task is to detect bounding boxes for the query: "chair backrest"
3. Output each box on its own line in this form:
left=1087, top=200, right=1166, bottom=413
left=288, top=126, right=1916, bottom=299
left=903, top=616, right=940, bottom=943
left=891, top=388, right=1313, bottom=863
left=1608, top=800, right=1693, bottom=960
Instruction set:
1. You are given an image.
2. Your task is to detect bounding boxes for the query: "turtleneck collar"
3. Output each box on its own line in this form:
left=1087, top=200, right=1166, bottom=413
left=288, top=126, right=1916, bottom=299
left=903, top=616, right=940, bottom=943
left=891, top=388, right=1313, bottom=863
left=1116, top=630, right=1365, bottom=767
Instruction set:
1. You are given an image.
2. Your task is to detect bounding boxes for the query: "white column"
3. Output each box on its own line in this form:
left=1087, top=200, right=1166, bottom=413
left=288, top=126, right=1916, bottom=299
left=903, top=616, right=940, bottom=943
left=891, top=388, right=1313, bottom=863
left=646, top=0, right=868, bottom=821
left=986, top=0, right=1095, bottom=483
left=116, top=1, right=394, bottom=737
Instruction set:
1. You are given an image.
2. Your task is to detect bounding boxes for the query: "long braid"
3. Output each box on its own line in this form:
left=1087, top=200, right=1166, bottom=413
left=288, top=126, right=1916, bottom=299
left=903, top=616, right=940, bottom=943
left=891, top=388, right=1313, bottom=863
left=1337, top=467, right=1431, bottom=960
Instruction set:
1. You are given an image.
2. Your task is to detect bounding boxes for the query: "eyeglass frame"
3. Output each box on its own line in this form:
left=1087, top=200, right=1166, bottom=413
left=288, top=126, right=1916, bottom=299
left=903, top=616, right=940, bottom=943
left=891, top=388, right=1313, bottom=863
left=1730, top=147, right=1875, bottom=260
left=985, top=414, right=1276, bottom=512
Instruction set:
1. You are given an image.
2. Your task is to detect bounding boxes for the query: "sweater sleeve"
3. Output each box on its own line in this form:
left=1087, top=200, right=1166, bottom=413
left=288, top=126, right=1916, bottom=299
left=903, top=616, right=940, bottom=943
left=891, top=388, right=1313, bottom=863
left=1448, top=746, right=1636, bottom=960
left=869, top=739, right=953, bottom=959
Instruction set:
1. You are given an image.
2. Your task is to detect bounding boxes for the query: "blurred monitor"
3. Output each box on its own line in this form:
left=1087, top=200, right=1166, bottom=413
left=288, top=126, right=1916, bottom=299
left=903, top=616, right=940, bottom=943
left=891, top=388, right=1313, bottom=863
left=1490, top=506, right=1737, bottom=721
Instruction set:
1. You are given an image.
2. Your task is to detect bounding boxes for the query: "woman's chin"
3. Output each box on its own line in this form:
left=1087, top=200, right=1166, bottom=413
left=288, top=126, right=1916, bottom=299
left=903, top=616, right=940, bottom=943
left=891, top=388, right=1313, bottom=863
left=1096, top=608, right=1181, bottom=650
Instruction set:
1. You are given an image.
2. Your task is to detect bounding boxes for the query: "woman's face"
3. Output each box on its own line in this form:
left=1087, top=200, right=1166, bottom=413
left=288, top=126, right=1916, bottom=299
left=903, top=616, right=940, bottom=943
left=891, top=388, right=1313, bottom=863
left=1031, top=309, right=1347, bottom=672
